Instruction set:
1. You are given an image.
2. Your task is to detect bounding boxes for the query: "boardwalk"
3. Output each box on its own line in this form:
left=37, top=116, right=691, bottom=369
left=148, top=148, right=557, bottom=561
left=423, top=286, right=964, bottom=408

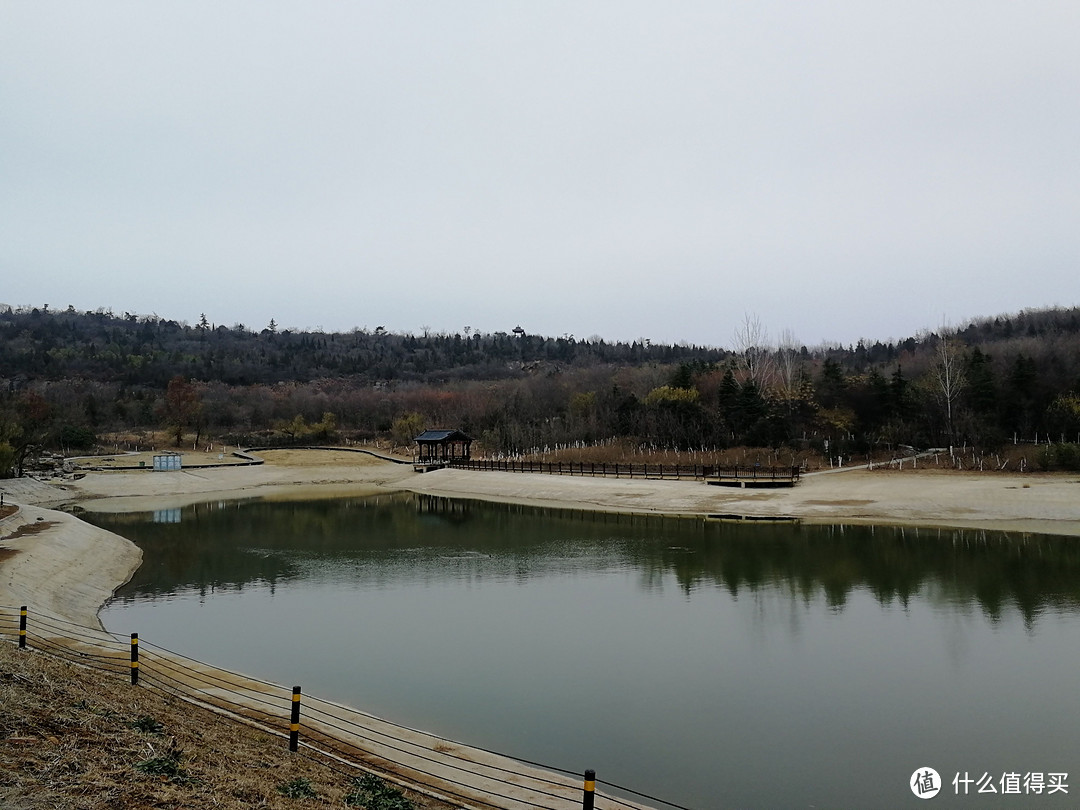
left=452, top=458, right=801, bottom=487
left=706, top=465, right=801, bottom=488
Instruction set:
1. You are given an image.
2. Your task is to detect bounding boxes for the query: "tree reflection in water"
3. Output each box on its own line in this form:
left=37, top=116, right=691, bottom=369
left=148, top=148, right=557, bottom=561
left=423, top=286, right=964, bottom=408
left=84, top=493, right=1080, bottom=629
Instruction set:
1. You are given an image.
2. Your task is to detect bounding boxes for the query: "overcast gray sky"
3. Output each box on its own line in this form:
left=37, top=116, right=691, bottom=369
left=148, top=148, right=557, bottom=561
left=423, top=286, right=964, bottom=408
left=2, top=2, right=1077, bottom=348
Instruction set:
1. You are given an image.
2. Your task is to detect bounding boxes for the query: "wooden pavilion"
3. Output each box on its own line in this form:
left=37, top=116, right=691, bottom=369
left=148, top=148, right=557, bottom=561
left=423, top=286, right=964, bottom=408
left=414, top=429, right=473, bottom=465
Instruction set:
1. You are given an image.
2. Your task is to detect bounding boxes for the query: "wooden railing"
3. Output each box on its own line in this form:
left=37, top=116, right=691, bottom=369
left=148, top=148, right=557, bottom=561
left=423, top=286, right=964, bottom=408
left=447, top=459, right=801, bottom=483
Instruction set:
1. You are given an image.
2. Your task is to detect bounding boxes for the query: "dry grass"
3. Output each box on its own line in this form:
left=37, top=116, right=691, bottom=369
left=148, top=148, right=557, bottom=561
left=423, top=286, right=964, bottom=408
left=256, top=449, right=394, bottom=468
left=514, top=440, right=1054, bottom=474
left=518, top=442, right=816, bottom=469
left=0, top=642, right=453, bottom=810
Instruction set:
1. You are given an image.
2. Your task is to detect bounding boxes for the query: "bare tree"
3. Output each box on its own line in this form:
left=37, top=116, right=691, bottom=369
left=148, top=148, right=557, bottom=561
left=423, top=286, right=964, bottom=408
left=162, top=376, right=203, bottom=447
left=732, top=313, right=776, bottom=389
left=776, top=328, right=800, bottom=394
left=933, top=325, right=967, bottom=447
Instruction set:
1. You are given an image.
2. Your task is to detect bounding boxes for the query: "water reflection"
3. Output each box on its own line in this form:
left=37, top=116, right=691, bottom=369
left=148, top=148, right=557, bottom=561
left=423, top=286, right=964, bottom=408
left=84, top=493, right=1080, bottom=628
left=86, top=494, right=1080, bottom=809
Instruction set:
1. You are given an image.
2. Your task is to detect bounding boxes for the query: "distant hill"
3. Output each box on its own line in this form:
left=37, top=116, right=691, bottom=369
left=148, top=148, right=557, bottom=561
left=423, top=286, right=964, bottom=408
left=3, top=303, right=1078, bottom=387
left=0, top=305, right=728, bottom=386
left=1, top=304, right=1078, bottom=471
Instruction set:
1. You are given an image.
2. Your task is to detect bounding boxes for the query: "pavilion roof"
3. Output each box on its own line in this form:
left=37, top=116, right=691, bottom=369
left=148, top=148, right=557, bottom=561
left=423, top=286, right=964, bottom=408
left=414, top=429, right=472, bottom=443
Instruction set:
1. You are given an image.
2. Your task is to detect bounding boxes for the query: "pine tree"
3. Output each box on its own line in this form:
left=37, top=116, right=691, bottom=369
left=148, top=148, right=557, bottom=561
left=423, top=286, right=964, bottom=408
left=965, top=348, right=996, bottom=414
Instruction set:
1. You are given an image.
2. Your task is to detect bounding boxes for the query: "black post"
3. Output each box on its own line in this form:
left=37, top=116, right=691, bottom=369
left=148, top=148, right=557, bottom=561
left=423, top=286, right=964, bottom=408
left=18, top=605, right=27, bottom=649
left=130, top=633, right=139, bottom=685
left=289, top=686, right=302, bottom=751
left=582, top=769, right=596, bottom=810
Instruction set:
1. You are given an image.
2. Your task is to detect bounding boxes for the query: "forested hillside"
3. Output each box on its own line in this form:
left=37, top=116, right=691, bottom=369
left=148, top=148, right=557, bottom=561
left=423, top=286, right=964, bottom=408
left=2, top=304, right=1079, bottom=475
left=0, top=307, right=728, bottom=386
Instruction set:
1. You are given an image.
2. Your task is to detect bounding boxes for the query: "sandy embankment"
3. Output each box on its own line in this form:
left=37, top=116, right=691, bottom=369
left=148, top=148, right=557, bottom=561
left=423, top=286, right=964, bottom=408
left=0, top=505, right=142, bottom=629
left=2, top=450, right=1080, bottom=631
left=68, top=449, right=419, bottom=513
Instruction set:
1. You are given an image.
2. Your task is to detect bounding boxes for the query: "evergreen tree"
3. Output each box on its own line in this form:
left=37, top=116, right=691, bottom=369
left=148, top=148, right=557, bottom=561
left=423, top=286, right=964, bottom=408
left=716, top=367, right=740, bottom=437
left=669, top=362, right=695, bottom=391
left=1003, top=354, right=1039, bottom=436
left=735, top=379, right=767, bottom=440
left=965, top=348, right=997, bottom=414
left=818, top=358, right=846, bottom=409
left=890, top=365, right=910, bottom=419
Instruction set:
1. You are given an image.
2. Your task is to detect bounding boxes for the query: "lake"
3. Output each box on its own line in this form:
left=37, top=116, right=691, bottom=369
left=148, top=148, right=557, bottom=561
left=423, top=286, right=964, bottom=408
left=88, top=493, right=1080, bottom=808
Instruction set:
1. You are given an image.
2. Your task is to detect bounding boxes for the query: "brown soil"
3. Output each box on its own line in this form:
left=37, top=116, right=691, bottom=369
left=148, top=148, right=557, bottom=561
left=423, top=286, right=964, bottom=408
left=0, top=642, right=453, bottom=810
left=1, top=522, right=58, bottom=542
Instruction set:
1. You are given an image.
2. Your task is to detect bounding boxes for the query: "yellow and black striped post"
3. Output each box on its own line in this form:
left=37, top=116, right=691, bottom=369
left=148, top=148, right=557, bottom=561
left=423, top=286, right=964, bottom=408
left=130, top=633, right=139, bottom=685
left=289, top=686, right=302, bottom=752
left=582, top=769, right=596, bottom=810
left=18, top=606, right=27, bottom=649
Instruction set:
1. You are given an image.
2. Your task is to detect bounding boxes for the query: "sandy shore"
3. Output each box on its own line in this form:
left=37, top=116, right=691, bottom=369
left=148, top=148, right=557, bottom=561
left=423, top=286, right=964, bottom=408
left=0, top=504, right=142, bottom=629
left=2, top=451, right=1080, bottom=630
left=408, top=466, right=1080, bottom=536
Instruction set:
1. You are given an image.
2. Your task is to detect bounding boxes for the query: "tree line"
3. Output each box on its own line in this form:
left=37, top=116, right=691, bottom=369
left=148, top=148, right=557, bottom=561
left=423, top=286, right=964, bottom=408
left=2, top=304, right=1079, bottom=476
left=0, top=305, right=725, bottom=386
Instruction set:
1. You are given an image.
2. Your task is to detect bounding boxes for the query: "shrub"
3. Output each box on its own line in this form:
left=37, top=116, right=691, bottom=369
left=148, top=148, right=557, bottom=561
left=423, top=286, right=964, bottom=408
left=135, top=750, right=188, bottom=781
left=0, top=441, right=15, bottom=478
left=128, top=715, right=164, bottom=734
left=1035, top=443, right=1080, bottom=471
left=277, top=777, right=318, bottom=799
left=59, top=424, right=97, bottom=451
left=344, top=773, right=414, bottom=809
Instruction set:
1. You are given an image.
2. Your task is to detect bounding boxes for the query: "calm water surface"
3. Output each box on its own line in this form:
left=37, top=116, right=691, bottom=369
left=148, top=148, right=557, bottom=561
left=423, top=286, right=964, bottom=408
left=88, top=494, right=1080, bottom=809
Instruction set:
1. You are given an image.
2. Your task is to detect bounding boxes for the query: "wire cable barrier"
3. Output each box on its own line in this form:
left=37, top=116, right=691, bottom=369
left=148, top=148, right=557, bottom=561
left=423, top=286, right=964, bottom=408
left=1, top=605, right=695, bottom=810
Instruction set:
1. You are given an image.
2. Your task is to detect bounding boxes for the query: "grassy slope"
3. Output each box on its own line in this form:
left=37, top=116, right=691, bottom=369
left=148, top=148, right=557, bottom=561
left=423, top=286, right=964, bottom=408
left=0, top=642, right=452, bottom=810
